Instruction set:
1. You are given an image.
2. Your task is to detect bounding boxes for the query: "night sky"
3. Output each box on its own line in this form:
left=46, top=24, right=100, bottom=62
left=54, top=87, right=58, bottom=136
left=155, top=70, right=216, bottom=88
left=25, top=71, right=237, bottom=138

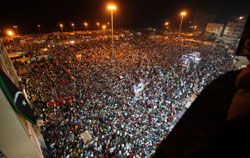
left=0, top=0, right=249, bottom=34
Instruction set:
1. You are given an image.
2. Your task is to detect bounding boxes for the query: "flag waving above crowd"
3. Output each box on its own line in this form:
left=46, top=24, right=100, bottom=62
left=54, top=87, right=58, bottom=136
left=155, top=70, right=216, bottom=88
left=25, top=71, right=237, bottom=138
left=0, top=69, right=36, bottom=124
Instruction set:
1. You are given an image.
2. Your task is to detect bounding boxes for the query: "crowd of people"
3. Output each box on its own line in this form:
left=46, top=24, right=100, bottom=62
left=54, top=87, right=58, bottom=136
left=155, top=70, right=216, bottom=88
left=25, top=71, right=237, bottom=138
left=4, top=30, right=233, bottom=157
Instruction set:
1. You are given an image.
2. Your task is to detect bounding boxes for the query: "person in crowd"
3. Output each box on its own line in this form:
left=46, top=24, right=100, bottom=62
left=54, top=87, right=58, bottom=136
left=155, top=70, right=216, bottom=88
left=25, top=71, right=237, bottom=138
left=4, top=30, right=234, bottom=157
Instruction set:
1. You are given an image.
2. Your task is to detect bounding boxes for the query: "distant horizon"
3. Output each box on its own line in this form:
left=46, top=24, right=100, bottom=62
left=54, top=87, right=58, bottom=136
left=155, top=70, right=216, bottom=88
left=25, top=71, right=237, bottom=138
left=0, top=27, right=186, bottom=37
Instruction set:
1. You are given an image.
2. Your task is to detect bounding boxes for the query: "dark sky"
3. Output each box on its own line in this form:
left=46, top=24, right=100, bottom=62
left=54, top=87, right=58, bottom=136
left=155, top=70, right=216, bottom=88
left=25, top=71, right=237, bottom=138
left=0, top=0, right=249, bottom=34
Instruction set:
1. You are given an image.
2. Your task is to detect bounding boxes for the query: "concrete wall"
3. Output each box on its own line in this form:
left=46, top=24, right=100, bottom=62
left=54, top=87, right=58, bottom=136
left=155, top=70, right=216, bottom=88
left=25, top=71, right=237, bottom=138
left=0, top=88, right=41, bottom=158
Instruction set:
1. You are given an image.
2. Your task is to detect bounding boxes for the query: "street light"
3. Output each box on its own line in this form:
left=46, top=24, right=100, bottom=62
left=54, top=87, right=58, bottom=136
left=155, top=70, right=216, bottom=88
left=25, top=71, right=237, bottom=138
left=37, top=24, right=41, bottom=34
left=13, top=25, right=18, bottom=35
left=84, top=22, right=88, bottom=30
left=102, top=25, right=107, bottom=30
left=107, top=22, right=110, bottom=29
left=107, top=4, right=117, bottom=61
left=239, top=16, right=244, bottom=20
left=165, top=22, right=169, bottom=29
left=193, top=25, right=197, bottom=36
left=178, top=11, right=186, bottom=37
left=59, top=23, right=63, bottom=32
left=7, top=30, right=14, bottom=36
left=71, top=23, right=75, bottom=31
left=96, top=22, right=100, bottom=26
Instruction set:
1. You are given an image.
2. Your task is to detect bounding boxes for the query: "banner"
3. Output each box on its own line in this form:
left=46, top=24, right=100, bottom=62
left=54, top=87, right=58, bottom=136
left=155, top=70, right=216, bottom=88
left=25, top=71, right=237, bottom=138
left=80, top=130, right=93, bottom=144
left=0, top=69, right=36, bottom=124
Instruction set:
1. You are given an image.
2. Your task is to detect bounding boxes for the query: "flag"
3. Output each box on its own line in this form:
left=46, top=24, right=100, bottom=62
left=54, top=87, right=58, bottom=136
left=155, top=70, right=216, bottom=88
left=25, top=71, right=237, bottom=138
left=107, top=87, right=112, bottom=93
left=59, top=97, right=65, bottom=103
left=53, top=97, right=61, bottom=102
left=68, top=97, right=73, bottom=104
left=118, top=75, right=124, bottom=80
left=61, top=81, right=67, bottom=85
left=0, top=69, right=36, bottom=124
left=49, top=99, right=57, bottom=108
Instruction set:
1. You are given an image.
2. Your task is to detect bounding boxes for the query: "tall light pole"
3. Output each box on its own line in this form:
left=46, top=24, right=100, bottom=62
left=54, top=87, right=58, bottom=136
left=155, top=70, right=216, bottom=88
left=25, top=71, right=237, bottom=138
left=84, top=22, right=88, bottom=31
left=59, top=23, right=63, bottom=33
left=13, top=25, right=18, bottom=35
left=37, top=24, right=41, bottom=34
left=178, top=11, right=186, bottom=38
left=107, top=4, right=117, bottom=61
left=71, top=23, right=75, bottom=31
left=107, top=22, right=110, bottom=29
left=193, top=25, right=197, bottom=37
left=165, top=22, right=169, bottom=29
left=97, top=22, right=100, bottom=30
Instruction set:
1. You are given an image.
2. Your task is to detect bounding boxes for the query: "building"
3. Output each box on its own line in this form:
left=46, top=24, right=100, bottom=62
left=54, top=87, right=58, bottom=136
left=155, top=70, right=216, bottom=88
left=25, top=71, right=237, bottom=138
left=223, top=22, right=244, bottom=39
left=222, top=16, right=247, bottom=43
left=193, top=9, right=216, bottom=32
left=223, top=17, right=246, bottom=39
left=206, top=23, right=224, bottom=36
left=0, top=38, right=46, bottom=158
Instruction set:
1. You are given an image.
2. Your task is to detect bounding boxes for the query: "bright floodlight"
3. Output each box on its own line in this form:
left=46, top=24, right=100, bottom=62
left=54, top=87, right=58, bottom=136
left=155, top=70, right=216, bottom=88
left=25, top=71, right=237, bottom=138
left=165, top=22, right=169, bottom=26
left=96, top=22, right=100, bottom=26
left=107, top=5, right=117, bottom=10
left=71, top=23, right=74, bottom=26
left=84, top=22, right=88, bottom=26
left=180, top=11, right=187, bottom=16
left=60, top=24, right=63, bottom=27
left=7, top=30, right=14, bottom=36
left=102, top=25, right=107, bottom=29
left=239, top=16, right=244, bottom=20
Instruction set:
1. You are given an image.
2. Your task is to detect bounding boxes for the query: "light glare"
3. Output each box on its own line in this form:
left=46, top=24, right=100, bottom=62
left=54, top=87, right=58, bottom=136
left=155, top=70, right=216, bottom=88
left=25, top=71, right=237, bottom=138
left=180, top=12, right=187, bottom=16
left=107, top=5, right=117, bottom=10
left=7, top=30, right=14, bottom=36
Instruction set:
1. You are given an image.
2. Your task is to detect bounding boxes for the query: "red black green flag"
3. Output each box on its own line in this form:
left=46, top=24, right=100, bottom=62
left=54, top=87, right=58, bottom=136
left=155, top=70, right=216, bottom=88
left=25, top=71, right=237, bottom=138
left=0, top=69, right=36, bottom=124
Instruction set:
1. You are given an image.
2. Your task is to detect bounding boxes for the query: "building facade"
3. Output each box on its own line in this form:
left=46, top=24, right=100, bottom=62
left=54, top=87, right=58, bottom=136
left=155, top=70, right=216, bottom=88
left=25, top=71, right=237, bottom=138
left=206, top=23, right=224, bottom=36
left=222, top=16, right=247, bottom=43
